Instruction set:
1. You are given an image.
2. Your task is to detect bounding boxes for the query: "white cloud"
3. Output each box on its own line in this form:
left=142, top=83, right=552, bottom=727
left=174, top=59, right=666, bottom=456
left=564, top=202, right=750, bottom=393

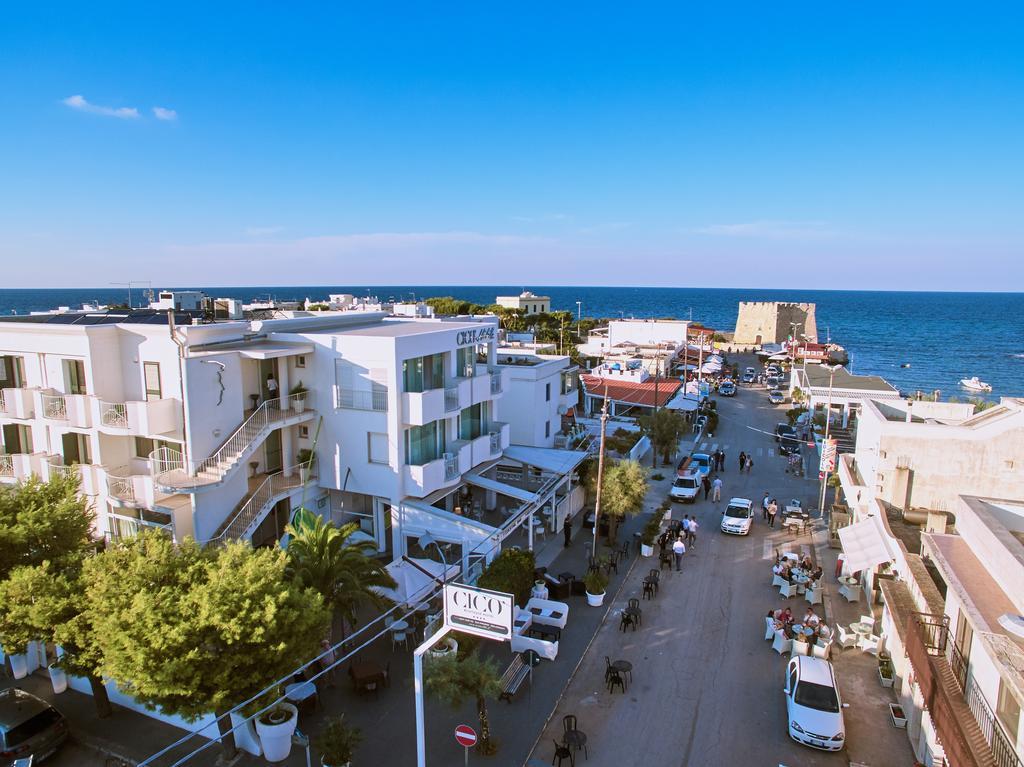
left=62, top=94, right=139, bottom=119
left=152, top=106, right=178, bottom=121
left=692, top=220, right=836, bottom=240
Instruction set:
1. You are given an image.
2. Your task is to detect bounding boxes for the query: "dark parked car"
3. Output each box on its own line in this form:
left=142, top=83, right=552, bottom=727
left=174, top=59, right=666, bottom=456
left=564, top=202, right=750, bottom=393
left=0, top=688, right=68, bottom=764
left=775, top=423, right=797, bottom=442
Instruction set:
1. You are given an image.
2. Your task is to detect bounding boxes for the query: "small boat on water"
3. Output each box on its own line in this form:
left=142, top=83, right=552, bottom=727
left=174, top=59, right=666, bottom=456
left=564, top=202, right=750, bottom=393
left=960, top=376, right=992, bottom=392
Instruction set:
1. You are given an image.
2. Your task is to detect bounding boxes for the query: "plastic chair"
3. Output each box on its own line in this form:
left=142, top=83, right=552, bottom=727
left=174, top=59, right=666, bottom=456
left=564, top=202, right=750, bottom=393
left=607, top=669, right=626, bottom=694
left=562, top=714, right=578, bottom=735
left=772, top=573, right=787, bottom=589
left=642, top=579, right=655, bottom=600
left=838, top=583, right=860, bottom=602
left=859, top=614, right=877, bottom=630
left=792, top=640, right=810, bottom=656
left=765, top=616, right=776, bottom=641
left=835, top=625, right=858, bottom=649
left=771, top=630, right=793, bottom=655
left=391, top=628, right=409, bottom=651
left=805, top=587, right=822, bottom=606
left=552, top=739, right=575, bottom=767
left=619, top=611, right=637, bottom=632
left=859, top=634, right=882, bottom=656
left=812, top=640, right=832, bottom=660
left=778, top=582, right=796, bottom=599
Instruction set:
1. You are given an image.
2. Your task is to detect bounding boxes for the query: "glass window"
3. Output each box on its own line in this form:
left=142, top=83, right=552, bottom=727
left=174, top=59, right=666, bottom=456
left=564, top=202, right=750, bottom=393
left=459, top=403, right=488, bottom=441
left=403, top=353, right=445, bottom=393
left=405, top=420, right=446, bottom=466
left=794, top=681, right=839, bottom=712
left=997, top=680, right=1021, bottom=739
left=455, top=347, right=475, bottom=378
left=62, top=359, right=87, bottom=394
left=545, top=382, right=551, bottom=402
left=143, top=362, right=162, bottom=400
left=0, top=355, right=25, bottom=387
left=545, top=420, right=551, bottom=438
left=368, top=432, right=389, bottom=464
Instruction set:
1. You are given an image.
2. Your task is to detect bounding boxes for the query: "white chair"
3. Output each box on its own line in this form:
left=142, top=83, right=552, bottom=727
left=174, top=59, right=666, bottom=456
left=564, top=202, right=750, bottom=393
left=782, top=551, right=799, bottom=562
left=765, top=616, right=777, bottom=641
left=812, top=640, right=832, bottom=660
left=835, top=625, right=858, bottom=649
left=859, top=634, right=882, bottom=656
left=805, top=586, right=822, bottom=606
left=838, top=583, right=860, bottom=602
left=772, top=573, right=787, bottom=588
left=792, top=640, right=810, bottom=656
left=859, top=614, right=877, bottom=630
left=391, top=626, right=409, bottom=651
left=384, top=614, right=395, bottom=629
left=779, top=581, right=796, bottom=599
left=772, top=630, right=793, bottom=655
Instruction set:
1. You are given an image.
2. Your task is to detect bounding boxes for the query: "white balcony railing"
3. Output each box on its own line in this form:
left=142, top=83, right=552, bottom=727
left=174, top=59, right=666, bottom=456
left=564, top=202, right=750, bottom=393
left=205, top=463, right=317, bottom=544
left=41, top=393, right=68, bottom=420
left=107, top=473, right=136, bottom=503
left=0, top=390, right=5, bottom=413
left=99, top=401, right=129, bottom=429
left=337, top=388, right=388, bottom=412
left=0, top=454, right=12, bottom=478
left=490, top=372, right=502, bottom=395
left=444, top=452, right=459, bottom=481
left=489, top=430, right=502, bottom=456
left=444, top=387, right=460, bottom=412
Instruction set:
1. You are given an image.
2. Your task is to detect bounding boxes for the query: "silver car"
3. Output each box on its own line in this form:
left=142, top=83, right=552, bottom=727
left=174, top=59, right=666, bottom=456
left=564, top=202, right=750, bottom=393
left=0, top=688, right=68, bottom=764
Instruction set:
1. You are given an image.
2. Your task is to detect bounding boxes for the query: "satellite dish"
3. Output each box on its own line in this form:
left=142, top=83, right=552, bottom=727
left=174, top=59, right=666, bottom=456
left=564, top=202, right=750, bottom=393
left=998, top=614, right=1024, bottom=639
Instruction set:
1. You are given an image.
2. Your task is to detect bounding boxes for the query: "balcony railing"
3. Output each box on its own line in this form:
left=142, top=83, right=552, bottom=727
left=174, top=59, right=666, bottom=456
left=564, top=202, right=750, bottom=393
left=489, top=430, right=502, bottom=456
left=107, top=473, right=136, bottom=503
left=337, top=388, right=388, bottom=412
left=444, top=387, right=460, bottom=412
left=99, top=401, right=129, bottom=429
left=0, top=454, right=12, bottom=478
left=0, top=390, right=5, bottom=412
left=490, top=372, right=502, bottom=395
left=443, top=452, right=459, bottom=481
left=41, top=393, right=67, bottom=420
left=963, top=676, right=1023, bottom=767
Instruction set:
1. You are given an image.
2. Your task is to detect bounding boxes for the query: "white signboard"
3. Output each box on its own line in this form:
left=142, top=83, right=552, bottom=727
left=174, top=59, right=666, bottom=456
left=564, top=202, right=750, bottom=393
left=819, top=438, right=838, bottom=473
left=443, top=583, right=513, bottom=641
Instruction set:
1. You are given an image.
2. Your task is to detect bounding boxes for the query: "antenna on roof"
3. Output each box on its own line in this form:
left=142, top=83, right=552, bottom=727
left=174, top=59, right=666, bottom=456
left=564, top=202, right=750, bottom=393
left=110, top=280, right=152, bottom=309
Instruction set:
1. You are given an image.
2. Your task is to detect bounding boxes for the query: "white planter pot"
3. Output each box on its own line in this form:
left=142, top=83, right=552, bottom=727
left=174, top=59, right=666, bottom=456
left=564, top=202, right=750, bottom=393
left=428, top=637, right=458, bottom=660
left=586, top=590, right=605, bottom=607
left=230, top=712, right=263, bottom=757
left=322, top=759, right=351, bottom=767
left=878, top=669, right=894, bottom=688
left=48, top=663, right=68, bottom=694
left=8, top=653, right=28, bottom=680
left=255, top=703, right=298, bottom=763
left=640, top=543, right=654, bottom=558
left=293, top=398, right=306, bottom=414
left=889, top=703, right=907, bottom=728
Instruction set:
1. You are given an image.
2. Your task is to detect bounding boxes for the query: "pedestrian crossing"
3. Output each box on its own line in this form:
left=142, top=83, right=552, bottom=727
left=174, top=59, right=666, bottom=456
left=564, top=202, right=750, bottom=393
left=698, top=441, right=773, bottom=458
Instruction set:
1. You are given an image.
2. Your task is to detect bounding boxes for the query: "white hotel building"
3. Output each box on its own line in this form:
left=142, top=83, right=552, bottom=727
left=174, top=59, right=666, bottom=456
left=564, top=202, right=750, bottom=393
left=0, top=306, right=585, bottom=575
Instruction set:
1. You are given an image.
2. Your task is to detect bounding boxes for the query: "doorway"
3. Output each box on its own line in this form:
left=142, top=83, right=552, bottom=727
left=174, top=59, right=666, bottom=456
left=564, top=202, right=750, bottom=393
left=259, top=359, right=280, bottom=403
left=61, top=432, right=91, bottom=465
left=264, top=429, right=283, bottom=473
left=2, top=424, right=33, bottom=454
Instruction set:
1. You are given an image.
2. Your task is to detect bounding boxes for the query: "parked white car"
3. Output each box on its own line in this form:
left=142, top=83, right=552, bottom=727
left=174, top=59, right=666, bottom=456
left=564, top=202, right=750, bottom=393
left=720, top=497, right=753, bottom=535
left=669, top=471, right=701, bottom=503
left=784, top=656, right=847, bottom=751
left=768, top=389, right=786, bottom=405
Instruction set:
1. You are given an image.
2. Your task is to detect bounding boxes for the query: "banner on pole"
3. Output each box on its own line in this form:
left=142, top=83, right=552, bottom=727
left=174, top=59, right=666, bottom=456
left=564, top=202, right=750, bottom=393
left=819, top=438, right=837, bottom=474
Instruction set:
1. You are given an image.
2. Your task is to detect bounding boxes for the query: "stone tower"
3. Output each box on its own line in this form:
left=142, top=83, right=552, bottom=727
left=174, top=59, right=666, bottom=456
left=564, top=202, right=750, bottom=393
left=733, top=302, right=818, bottom=345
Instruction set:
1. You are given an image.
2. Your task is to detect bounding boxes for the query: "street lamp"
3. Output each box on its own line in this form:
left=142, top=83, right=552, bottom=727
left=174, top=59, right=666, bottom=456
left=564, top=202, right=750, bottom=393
left=417, top=532, right=449, bottom=584
left=817, top=363, right=839, bottom=517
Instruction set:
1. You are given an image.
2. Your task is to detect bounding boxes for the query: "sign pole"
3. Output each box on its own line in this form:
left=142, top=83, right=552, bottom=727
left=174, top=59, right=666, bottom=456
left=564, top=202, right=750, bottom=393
left=415, top=629, right=449, bottom=767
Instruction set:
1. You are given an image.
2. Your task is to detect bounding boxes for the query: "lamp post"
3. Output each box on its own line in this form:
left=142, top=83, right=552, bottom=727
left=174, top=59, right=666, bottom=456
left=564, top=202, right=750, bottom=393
left=417, top=532, right=449, bottom=584
left=817, top=364, right=839, bottom=517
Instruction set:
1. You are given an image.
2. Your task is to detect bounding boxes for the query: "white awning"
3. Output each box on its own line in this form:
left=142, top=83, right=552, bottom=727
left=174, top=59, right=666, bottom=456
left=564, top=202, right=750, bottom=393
left=501, top=445, right=589, bottom=476
left=372, top=556, right=460, bottom=606
left=664, top=393, right=699, bottom=411
left=838, top=515, right=898, bottom=572
left=463, top=473, right=536, bottom=503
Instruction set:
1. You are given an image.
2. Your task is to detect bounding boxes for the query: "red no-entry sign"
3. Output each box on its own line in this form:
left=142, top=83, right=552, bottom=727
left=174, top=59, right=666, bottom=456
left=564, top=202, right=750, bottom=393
left=454, top=724, right=478, bottom=748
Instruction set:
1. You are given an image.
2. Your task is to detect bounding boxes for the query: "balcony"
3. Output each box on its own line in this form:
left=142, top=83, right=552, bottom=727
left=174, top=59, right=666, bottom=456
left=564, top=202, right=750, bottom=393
left=38, top=392, right=92, bottom=428
left=471, top=366, right=507, bottom=404
left=469, top=422, right=509, bottom=466
left=403, top=452, right=463, bottom=498
left=0, top=453, right=48, bottom=484
left=401, top=386, right=446, bottom=426
left=337, top=387, right=388, bottom=412
left=0, top=388, right=35, bottom=419
left=905, top=613, right=1007, bottom=767
left=44, top=458, right=103, bottom=495
left=94, top=397, right=180, bottom=437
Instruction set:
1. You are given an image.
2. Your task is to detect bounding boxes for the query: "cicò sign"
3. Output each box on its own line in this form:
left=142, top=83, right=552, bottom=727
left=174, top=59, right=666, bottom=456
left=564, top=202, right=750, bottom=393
left=455, top=326, right=495, bottom=347
left=443, top=583, right=513, bottom=641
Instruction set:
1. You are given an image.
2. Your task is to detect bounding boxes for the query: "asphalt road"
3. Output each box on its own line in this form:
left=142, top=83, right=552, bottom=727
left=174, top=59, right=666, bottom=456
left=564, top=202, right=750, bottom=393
left=529, top=375, right=851, bottom=767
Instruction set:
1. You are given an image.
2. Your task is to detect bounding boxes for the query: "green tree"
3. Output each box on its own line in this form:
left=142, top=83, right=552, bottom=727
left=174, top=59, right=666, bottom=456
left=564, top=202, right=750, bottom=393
left=425, top=296, right=488, bottom=316
left=0, top=475, right=95, bottom=580
left=424, top=652, right=503, bottom=755
left=638, top=408, right=686, bottom=467
left=598, top=459, right=649, bottom=544
left=284, top=508, right=396, bottom=639
left=476, top=547, right=536, bottom=606
left=83, top=532, right=330, bottom=760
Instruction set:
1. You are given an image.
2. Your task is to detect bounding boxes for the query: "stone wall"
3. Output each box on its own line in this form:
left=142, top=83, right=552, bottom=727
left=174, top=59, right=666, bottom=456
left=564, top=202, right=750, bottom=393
left=733, top=301, right=819, bottom=345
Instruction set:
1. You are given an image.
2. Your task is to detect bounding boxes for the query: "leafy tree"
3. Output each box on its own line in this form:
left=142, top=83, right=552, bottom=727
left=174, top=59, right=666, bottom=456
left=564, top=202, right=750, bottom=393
left=83, top=532, right=330, bottom=760
left=638, top=408, right=686, bottom=467
left=284, top=508, right=396, bottom=639
left=476, top=548, right=535, bottom=606
left=425, top=297, right=488, bottom=316
left=425, top=652, right=503, bottom=755
left=597, top=459, right=649, bottom=545
left=0, top=475, right=95, bottom=580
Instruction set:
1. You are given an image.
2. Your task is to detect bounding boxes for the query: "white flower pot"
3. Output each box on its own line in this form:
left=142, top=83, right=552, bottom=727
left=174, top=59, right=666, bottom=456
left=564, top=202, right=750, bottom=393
left=889, top=703, right=907, bottom=728
left=878, top=668, right=894, bottom=688
left=48, top=663, right=68, bottom=694
left=255, top=703, right=298, bottom=763
left=8, top=653, right=28, bottom=680
left=322, top=758, right=350, bottom=767
left=428, top=637, right=458, bottom=660
left=640, top=543, right=654, bottom=558
left=586, top=590, right=605, bottom=607
left=293, top=397, right=306, bottom=414
left=230, top=712, right=263, bottom=757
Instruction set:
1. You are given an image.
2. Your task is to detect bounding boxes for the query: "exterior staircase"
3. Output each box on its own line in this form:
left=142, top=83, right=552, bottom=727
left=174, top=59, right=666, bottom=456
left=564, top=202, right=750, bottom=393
left=151, top=393, right=314, bottom=491
left=827, top=422, right=857, bottom=454
left=203, top=463, right=317, bottom=544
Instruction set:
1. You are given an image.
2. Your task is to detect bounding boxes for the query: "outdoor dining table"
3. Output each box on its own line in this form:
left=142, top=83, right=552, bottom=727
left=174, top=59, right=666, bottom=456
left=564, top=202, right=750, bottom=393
left=349, top=660, right=386, bottom=691
left=791, top=624, right=816, bottom=639
left=850, top=621, right=873, bottom=637
left=611, top=658, right=633, bottom=685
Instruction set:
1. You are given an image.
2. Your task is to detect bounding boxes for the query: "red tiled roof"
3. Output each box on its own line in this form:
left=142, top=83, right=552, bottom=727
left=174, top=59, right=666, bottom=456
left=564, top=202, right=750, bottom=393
left=580, top=375, right=682, bottom=408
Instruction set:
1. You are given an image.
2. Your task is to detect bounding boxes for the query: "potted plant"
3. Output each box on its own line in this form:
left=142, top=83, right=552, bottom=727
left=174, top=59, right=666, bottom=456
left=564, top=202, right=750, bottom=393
left=889, top=702, right=907, bottom=728
left=297, top=448, right=315, bottom=482
left=3, top=646, right=29, bottom=680
left=316, top=715, right=362, bottom=767
left=640, top=522, right=657, bottom=557
left=878, top=657, right=895, bottom=688
left=48, top=659, right=68, bottom=694
left=428, top=636, right=459, bottom=660
left=290, top=381, right=309, bottom=413
left=584, top=570, right=608, bottom=607
left=255, top=702, right=299, bottom=762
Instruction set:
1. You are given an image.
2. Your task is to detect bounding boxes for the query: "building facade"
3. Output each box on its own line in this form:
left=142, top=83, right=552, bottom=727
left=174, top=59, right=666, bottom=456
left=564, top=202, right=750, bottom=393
left=495, top=291, right=550, bottom=315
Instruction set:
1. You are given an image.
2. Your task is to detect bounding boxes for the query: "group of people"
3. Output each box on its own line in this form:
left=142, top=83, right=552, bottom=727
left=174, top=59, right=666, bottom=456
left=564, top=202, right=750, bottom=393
left=760, top=493, right=782, bottom=527
left=773, top=553, right=824, bottom=584
left=658, top=516, right=699, bottom=571
left=768, top=605, right=832, bottom=646
left=736, top=451, right=754, bottom=473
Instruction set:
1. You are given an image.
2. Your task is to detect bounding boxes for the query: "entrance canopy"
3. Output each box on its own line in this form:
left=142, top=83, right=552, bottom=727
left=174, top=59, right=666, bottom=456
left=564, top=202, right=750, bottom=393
left=501, top=445, right=589, bottom=476
left=372, top=556, right=461, bottom=606
left=838, top=515, right=898, bottom=572
left=463, top=473, right=536, bottom=503
left=664, top=393, right=700, bottom=412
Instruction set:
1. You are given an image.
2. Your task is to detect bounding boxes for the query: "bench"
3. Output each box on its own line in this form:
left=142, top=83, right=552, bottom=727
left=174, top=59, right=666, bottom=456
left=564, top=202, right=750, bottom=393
left=499, top=655, right=531, bottom=702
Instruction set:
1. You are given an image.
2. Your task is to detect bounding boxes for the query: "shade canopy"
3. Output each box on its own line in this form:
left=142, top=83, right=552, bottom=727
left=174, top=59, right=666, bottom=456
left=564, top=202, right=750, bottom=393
left=372, top=556, right=460, bottom=606
left=664, top=393, right=699, bottom=411
left=838, top=515, right=898, bottom=573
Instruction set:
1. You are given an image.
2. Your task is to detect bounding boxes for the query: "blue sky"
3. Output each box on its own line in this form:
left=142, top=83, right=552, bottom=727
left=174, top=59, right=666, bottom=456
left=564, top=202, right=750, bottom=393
left=1, top=3, right=1022, bottom=289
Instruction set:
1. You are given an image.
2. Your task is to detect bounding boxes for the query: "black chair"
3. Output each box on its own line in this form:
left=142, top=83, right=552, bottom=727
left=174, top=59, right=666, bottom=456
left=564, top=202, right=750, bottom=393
left=619, top=611, right=637, bottom=632
left=562, top=714, right=578, bottom=734
left=605, top=551, right=619, bottom=575
left=626, top=598, right=642, bottom=626
left=552, top=739, right=575, bottom=766
left=604, top=656, right=613, bottom=684
left=659, top=550, right=672, bottom=571
left=607, top=668, right=626, bottom=694
left=587, top=557, right=599, bottom=575
left=619, top=539, right=630, bottom=557
left=642, top=578, right=655, bottom=600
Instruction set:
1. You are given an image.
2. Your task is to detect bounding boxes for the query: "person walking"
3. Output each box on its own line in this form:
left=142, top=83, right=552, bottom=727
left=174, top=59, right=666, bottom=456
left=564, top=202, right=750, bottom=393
left=672, top=535, right=686, bottom=571
left=265, top=372, right=279, bottom=402
left=687, top=516, right=699, bottom=548
left=319, top=639, right=337, bottom=687
left=745, top=454, right=754, bottom=473
left=563, top=515, right=572, bottom=548
left=719, top=448, right=726, bottom=472
left=712, top=476, right=723, bottom=503
left=768, top=498, right=779, bottom=528
left=762, top=491, right=771, bottom=520
left=702, top=474, right=711, bottom=500
left=738, top=451, right=746, bottom=472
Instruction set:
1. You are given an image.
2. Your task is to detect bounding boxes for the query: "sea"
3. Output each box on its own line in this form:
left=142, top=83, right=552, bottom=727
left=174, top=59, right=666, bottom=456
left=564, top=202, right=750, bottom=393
left=2, top=286, right=1022, bottom=400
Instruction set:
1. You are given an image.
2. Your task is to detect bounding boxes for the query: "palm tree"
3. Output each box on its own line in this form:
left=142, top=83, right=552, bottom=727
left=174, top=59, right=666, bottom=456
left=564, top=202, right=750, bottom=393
left=284, top=508, right=396, bottom=639
left=425, top=652, right=503, bottom=755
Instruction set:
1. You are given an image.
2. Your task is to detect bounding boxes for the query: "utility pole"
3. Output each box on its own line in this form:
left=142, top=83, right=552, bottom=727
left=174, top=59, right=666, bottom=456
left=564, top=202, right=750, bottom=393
left=591, top=389, right=610, bottom=556
left=817, top=365, right=837, bottom=517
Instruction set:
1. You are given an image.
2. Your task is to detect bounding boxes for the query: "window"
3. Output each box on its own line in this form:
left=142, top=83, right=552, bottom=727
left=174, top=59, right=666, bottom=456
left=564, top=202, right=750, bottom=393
left=134, top=437, right=174, bottom=459
left=545, top=420, right=551, bottom=438
left=1, top=424, right=33, bottom=454
left=954, top=609, right=973, bottom=657
left=459, top=402, right=488, bottom=441
left=997, top=680, right=1021, bottom=739
left=296, top=355, right=306, bottom=368
left=793, top=681, right=839, bottom=713
left=402, top=353, right=444, bottom=393
left=299, top=425, right=310, bottom=439
left=62, top=359, right=87, bottom=395
left=61, top=432, right=91, bottom=465
left=368, top=432, right=389, bottom=464
left=0, top=355, right=25, bottom=387
left=143, top=362, right=162, bottom=400
left=405, top=420, right=446, bottom=466
left=455, top=347, right=475, bottom=378
left=545, top=382, right=551, bottom=402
